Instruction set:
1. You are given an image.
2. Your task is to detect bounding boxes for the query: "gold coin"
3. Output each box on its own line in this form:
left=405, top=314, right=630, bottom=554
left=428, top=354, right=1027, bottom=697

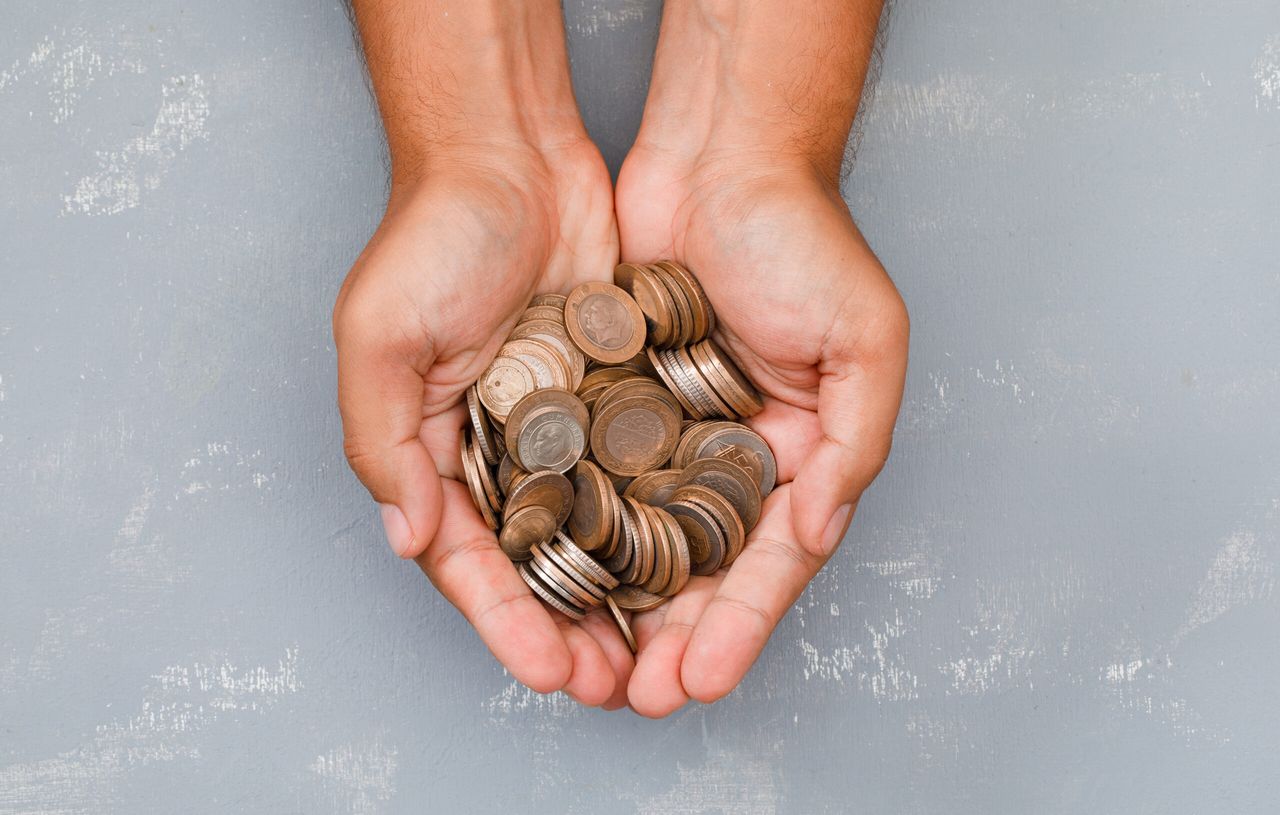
left=498, top=504, right=556, bottom=561
left=564, top=282, right=647, bottom=364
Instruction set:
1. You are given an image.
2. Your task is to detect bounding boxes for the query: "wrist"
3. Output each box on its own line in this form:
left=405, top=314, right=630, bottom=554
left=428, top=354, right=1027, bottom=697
left=632, top=0, right=882, bottom=182
left=355, top=0, right=590, bottom=187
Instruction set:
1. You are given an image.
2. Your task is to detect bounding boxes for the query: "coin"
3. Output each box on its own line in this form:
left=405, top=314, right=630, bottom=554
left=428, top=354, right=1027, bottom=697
left=693, top=424, right=777, bottom=496
left=533, top=543, right=606, bottom=604
left=624, top=469, right=683, bottom=506
left=610, top=584, right=668, bottom=612
left=529, top=293, right=567, bottom=309
left=466, top=385, right=503, bottom=465
left=564, top=282, right=647, bottom=364
left=504, top=389, right=589, bottom=474
left=605, top=595, right=637, bottom=653
left=552, top=530, right=620, bottom=590
left=519, top=562, right=586, bottom=620
left=510, top=319, right=585, bottom=390
left=500, top=338, right=572, bottom=391
left=672, top=484, right=745, bottom=568
left=460, top=429, right=499, bottom=531
left=498, top=505, right=556, bottom=561
left=590, top=393, right=681, bottom=477
left=478, top=356, right=536, bottom=421
left=568, top=461, right=614, bottom=552
left=678, top=457, right=762, bottom=531
left=504, top=470, right=574, bottom=526
left=521, top=304, right=566, bottom=324
left=615, top=262, right=677, bottom=347
left=664, top=499, right=726, bottom=575
left=691, top=339, right=763, bottom=418
left=654, top=260, right=715, bottom=341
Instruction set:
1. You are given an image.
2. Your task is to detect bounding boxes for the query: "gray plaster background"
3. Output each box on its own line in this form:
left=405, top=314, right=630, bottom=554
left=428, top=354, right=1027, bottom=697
left=2, top=0, right=1279, bottom=812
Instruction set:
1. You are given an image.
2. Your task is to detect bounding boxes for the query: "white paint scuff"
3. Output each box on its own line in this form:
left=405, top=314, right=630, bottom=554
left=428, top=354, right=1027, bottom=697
left=310, top=734, right=399, bottom=815
left=1255, top=34, right=1280, bottom=109
left=1175, top=530, right=1275, bottom=644
left=0, top=648, right=300, bottom=812
left=63, top=73, right=210, bottom=217
left=0, top=32, right=145, bottom=123
left=633, top=749, right=779, bottom=815
left=571, top=0, right=649, bottom=36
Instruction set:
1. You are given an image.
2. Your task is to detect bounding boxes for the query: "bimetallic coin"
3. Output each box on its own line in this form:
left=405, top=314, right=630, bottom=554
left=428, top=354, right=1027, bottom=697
left=624, top=469, right=683, bottom=506
left=466, top=385, right=502, bottom=466
left=459, top=429, right=499, bottom=531
left=564, top=282, right=647, bottom=364
left=664, top=499, right=725, bottom=575
left=568, top=461, right=614, bottom=552
left=521, top=304, right=566, bottom=324
left=503, top=389, right=590, bottom=474
left=478, top=356, right=536, bottom=421
left=678, top=457, right=762, bottom=531
left=694, top=425, right=777, bottom=497
left=504, top=470, right=574, bottom=527
left=672, top=484, right=745, bottom=568
left=500, top=338, right=571, bottom=391
left=519, top=563, right=585, bottom=620
left=692, top=339, right=763, bottom=418
left=529, top=293, right=567, bottom=309
left=605, top=595, right=637, bottom=654
left=591, top=395, right=681, bottom=477
left=499, top=505, right=556, bottom=561
left=552, top=530, right=620, bottom=590
left=610, top=584, right=668, bottom=612
left=654, top=260, right=715, bottom=342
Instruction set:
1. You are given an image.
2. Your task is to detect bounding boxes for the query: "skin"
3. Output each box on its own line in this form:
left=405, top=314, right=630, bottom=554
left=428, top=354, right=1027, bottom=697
left=335, top=0, right=907, bottom=716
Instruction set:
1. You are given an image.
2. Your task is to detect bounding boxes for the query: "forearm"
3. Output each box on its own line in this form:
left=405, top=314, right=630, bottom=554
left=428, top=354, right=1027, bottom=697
left=352, top=0, right=587, bottom=183
left=636, top=0, right=884, bottom=178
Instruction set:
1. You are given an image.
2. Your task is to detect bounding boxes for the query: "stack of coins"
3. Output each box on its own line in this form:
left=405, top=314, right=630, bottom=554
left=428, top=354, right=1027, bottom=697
left=460, top=261, right=777, bottom=652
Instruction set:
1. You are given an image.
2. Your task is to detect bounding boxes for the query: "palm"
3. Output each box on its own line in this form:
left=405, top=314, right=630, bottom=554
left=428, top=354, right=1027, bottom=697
left=615, top=158, right=907, bottom=714
left=337, top=144, right=636, bottom=707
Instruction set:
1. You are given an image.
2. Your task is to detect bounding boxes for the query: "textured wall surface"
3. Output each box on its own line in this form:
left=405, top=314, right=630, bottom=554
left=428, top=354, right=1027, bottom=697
left=3, top=1, right=1279, bottom=812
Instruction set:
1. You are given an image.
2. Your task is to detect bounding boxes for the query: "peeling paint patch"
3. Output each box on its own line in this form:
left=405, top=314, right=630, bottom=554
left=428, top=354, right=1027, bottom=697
left=63, top=74, right=209, bottom=216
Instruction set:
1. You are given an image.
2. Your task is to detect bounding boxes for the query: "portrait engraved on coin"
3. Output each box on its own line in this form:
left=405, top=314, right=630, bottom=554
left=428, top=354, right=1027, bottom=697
left=579, top=293, right=634, bottom=351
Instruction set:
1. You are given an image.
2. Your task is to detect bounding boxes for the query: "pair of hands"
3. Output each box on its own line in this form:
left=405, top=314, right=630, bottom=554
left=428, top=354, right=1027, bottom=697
left=333, top=130, right=908, bottom=715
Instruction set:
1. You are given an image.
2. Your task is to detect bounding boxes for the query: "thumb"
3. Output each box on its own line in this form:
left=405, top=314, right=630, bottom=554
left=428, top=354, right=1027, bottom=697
left=790, top=302, right=908, bottom=558
left=335, top=317, right=442, bottom=560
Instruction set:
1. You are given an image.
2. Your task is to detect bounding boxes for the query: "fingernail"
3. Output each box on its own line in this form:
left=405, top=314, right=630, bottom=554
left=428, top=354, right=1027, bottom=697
left=379, top=503, right=414, bottom=558
left=820, top=504, right=853, bottom=555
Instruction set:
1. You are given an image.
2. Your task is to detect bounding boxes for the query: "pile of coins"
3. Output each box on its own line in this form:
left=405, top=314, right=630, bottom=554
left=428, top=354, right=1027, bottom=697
left=460, top=261, right=777, bottom=651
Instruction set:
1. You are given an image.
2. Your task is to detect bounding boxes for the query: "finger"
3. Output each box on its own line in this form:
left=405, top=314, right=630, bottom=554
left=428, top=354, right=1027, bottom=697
left=577, top=609, right=637, bottom=711
left=558, top=618, right=617, bottom=708
left=626, top=577, right=720, bottom=718
left=681, top=485, right=827, bottom=703
left=790, top=286, right=908, bottom=556
left=335, top=297, right=441, bottom=559
left=417, top=480, right=572, bottom=694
